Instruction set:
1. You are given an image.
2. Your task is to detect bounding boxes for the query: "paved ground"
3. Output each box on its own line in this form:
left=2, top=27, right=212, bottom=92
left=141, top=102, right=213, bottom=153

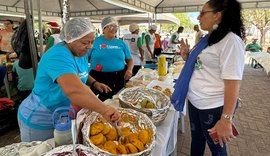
left=1, top=64, right=270, bottom=156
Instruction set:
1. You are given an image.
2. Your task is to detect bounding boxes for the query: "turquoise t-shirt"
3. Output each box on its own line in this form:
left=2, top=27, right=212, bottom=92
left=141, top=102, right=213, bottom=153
left=89, top=36, right=131, bottom=72
left=12, top=60, right=34, bottom=91
left=18, top=42, right=89, bottom=130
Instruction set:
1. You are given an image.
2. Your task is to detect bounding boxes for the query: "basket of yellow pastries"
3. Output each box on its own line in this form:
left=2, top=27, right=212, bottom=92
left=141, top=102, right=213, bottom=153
left=82, top=108, right=156, bottom=156
left=119, top=87, right=171, bottom=125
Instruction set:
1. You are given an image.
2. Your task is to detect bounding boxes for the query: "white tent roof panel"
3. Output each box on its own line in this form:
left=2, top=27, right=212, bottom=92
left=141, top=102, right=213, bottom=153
left=0, top=0, right=269, bottom=24
left=156, top=0, right=270, bottom=13
left=0, top=0, right=269, bottom=16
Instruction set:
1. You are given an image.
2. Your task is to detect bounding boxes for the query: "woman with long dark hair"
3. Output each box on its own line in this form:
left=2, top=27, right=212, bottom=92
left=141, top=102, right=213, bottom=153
left=172, top=0, right=245, bottom=155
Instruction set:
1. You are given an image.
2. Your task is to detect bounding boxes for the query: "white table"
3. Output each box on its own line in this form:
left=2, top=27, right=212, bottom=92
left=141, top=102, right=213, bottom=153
left=246, top=51, right=270, bottom=75
left=154, top=107, right=179, bottom=156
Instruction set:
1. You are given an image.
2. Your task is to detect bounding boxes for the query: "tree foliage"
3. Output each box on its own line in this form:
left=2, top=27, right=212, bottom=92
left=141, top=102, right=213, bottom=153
left=242, top=9, right=270, bottom=46
left=161, top=13, right=192, bottom=34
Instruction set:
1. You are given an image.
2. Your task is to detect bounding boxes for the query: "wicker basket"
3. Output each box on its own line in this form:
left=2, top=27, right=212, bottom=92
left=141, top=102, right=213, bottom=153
left=118, top=87, right=171, bottom=125
left=82, top=108, right=156, bottom=156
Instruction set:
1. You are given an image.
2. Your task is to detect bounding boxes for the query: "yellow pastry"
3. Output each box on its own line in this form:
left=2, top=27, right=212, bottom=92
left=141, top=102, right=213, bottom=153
left=125, top=143, right=138, bottom=154
left=90, top=122, right=104, bottom=135
left=120, top=127, right=132, bottom=137
left=104, top=140, right=117, bottom=150
left=102, top=124, right=111, bottom=135
left=131, top=138, right=145, bottom=152
left=105, top=127, right=118, bottom=141
left=138, top=129, right=149, bottom=145
left=90, top=133, right=105, bottom=145
left=128, top=133, right=139, bottom=143
left=117, top=144, right=128, bottom=154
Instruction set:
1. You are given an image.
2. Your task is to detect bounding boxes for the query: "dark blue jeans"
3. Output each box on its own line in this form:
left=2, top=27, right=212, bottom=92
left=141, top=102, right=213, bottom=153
left=188, top=101, right=227, bottom=156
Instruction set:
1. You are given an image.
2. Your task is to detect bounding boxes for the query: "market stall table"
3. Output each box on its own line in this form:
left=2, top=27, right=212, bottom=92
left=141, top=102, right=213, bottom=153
left=24, top=101, right=180, bottom=156
left=246, top=51, right=270, bottom=75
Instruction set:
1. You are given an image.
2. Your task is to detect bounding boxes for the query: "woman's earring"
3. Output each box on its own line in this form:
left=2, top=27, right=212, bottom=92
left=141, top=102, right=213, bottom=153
left=213, top=24, right=218, bottom=30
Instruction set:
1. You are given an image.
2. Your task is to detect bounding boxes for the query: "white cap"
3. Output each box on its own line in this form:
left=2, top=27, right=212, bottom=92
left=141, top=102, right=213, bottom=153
left=149, top=25, right=157, bottom=31
left=129, top=23, right=139, bottom=32
left=101, top=16, right=117, bottom=30
left=60, top=18, right=96, bottom=43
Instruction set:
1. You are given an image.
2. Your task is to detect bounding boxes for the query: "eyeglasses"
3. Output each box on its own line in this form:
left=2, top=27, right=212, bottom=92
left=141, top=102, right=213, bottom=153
left=199, top=10, right=215, bottom=17
left=107, top=25, right=118, bottom=30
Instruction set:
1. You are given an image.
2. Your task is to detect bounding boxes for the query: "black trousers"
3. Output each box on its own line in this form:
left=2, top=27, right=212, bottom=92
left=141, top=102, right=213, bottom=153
left=18, top=90, right=32, bottom=102
left=154, top=48, right=162, bottom=57
left=89, top=69, right=126, bottom=101
left=132, top=65, right=141, bottom=76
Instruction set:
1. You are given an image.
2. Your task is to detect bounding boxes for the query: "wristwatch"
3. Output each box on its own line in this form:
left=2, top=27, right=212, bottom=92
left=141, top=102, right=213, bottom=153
left=221, top=114, right=234, bottom=121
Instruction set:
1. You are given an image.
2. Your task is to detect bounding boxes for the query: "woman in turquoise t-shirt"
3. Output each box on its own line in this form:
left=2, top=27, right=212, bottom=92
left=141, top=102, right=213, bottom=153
left=89, top=16, right=134, bottom=101
left=18, top=18, right=120, bottom=142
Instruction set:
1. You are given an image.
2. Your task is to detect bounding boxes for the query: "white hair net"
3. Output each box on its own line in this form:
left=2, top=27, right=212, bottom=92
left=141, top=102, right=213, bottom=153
left=60, top=18, right=96, bottom=43
left=149, top=25, right=157, bottom=31
left=101, top=16, right=117, bottom=30
left=129, top=23, right=139, bottom=32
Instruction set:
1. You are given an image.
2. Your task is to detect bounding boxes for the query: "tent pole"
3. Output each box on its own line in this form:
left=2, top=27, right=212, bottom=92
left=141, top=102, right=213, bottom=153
left=154, top=13, right=157, bottom=24
left=37, top=0, right=44, bottom=57
left=30, top=0, right=34, bottom=25
left=24, top=0, right=38, bottom=78
left=62, top=0, right=70, bottom=25
left=148, top=13, right=150, bottom=27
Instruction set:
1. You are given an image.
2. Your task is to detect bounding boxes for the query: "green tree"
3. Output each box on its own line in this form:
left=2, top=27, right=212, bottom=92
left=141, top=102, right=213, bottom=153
left=161, top=13, right=192, bottom=34
left=242, top=9, right=270, bottom=46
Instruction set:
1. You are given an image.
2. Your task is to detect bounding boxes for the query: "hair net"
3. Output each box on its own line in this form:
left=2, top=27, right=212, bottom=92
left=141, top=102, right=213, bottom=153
left=101, top=16, right=117, bottom=30
left=60, top=18, right=96, bottom=43
left=149, top=25, right=157, bottom=31
left=129, top=23, right=139, bottom=32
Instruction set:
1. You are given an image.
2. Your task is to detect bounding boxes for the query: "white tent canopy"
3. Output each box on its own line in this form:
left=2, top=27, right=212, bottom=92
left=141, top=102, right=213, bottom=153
left=1, top=0, right=269, bottom=20
left=0, top=0, right=180, bottom=25
left=106, top=0, right=270, bottom=13
left=138, top=0, right=270, bottom=13
left=115, top=13, right=180, bottom=26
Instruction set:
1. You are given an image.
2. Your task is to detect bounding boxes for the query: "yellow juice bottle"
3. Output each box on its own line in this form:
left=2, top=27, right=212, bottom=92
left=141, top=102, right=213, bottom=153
left=158, top=55, right=167, bottom=76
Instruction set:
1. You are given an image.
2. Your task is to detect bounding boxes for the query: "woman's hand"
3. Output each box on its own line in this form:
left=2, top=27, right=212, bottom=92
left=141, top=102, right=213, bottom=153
left=124, top=69, right=132, bottom=80
left=100, top=105, right=120, bottom=122
left=93, top=82, right=112, bottom=93
left=208, top=119, right=236, bottom=147
left=179, top=38, right=190, bottom=61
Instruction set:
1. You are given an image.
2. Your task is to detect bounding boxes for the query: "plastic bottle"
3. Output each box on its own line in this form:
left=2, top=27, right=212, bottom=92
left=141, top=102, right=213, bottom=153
left=52, top=107, right=75, bottom=147
left=158, top=55, right=167, bottom=76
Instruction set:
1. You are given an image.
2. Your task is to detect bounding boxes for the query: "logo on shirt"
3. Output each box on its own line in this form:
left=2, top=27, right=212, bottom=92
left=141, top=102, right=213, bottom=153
left=195, top=56, right=203, bottom=70
left=99, top=44, right=121, bottom=50
left=100, top=44, right=107, bottom=49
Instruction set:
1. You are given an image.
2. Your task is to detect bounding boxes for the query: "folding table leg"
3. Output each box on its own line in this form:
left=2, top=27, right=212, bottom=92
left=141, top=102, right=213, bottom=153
left=4, top=74, right=11, bottom=99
